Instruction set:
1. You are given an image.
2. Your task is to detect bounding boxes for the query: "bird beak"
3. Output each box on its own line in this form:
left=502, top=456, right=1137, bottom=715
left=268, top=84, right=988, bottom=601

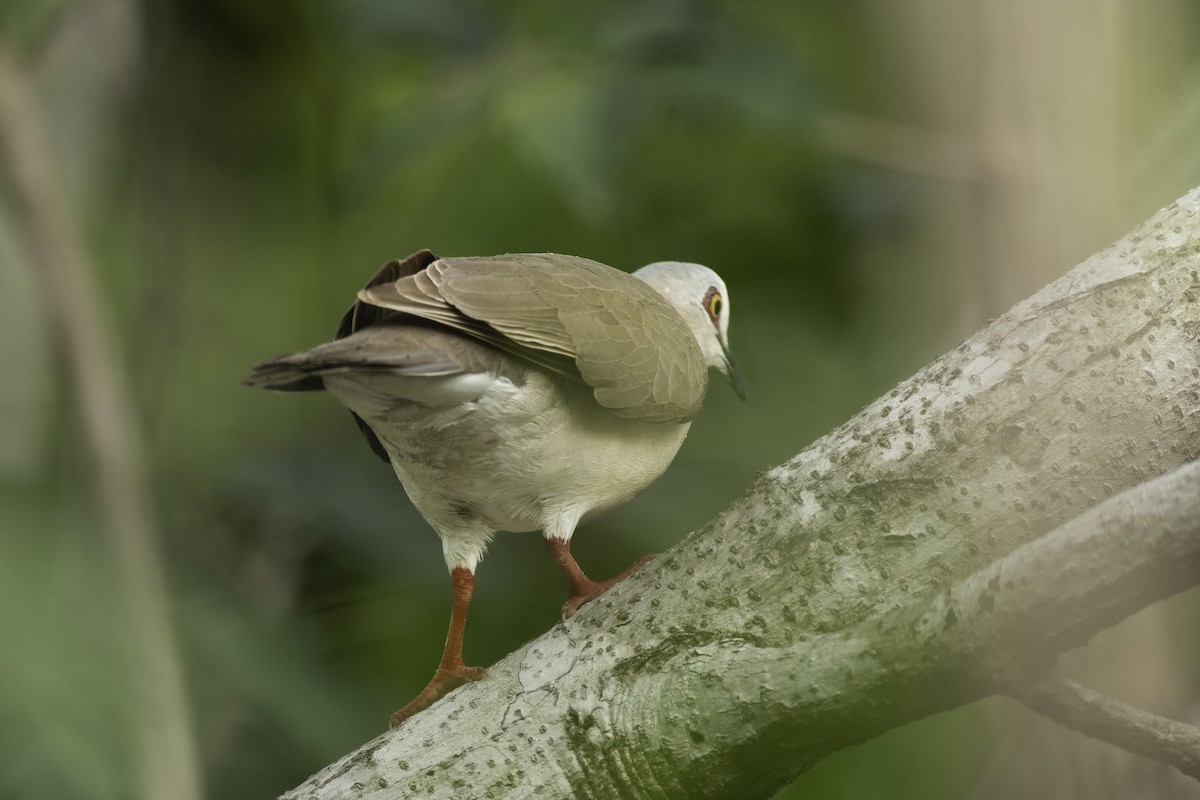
left=720, top=340, right=748, bottom=400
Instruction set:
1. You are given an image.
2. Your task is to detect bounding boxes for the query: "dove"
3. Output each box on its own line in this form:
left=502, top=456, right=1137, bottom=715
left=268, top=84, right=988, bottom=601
left=245, top=250, right=744, bottom=725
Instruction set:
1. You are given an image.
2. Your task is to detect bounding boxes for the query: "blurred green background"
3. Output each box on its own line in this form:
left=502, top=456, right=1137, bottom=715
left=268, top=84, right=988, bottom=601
left=3, top=1, right=1200, bottom=798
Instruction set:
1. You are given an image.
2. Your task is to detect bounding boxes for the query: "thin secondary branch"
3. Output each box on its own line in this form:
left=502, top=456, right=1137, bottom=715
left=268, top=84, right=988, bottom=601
left=1011, top=677, right=1200, bottom=782
left=915, top=459, right=1200, bottom=676
left=0, top=48, right=204, bottom=800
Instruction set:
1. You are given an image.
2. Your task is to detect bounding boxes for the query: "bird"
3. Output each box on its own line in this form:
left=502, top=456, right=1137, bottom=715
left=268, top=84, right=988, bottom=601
left=244, top=249, right=745, bottom=726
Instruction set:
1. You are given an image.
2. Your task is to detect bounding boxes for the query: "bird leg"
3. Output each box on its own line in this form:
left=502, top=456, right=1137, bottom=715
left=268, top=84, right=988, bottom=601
left=543, top=537, right=653, bottom=619
left=388, top=566, right=486, bottom=727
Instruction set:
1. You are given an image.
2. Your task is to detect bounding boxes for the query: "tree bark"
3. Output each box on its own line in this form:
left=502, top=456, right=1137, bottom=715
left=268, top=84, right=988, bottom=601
left=283, top=188, right=1200, bottom=799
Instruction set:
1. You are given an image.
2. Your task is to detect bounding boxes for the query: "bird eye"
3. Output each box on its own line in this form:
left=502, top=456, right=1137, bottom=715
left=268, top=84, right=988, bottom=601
left=700, top=287, right=720, bottom=321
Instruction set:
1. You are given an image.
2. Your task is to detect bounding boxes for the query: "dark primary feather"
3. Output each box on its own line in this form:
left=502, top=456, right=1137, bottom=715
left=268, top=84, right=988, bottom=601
left=332, top=250, right=441, bottom=461
left=334, top=250, right=438, bottom=340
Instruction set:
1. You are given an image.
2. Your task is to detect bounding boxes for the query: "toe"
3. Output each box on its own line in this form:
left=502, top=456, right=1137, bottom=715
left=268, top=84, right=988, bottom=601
left=560, top=554, right=656, bottom=620
left=388, top=664, right=487, bottom=728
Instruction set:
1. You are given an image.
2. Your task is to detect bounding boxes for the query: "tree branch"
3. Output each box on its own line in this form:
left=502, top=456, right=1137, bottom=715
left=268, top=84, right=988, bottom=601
left=283, top=188, right=1200, bottom=799
left=615, top=460, right=1200, bottom=796
left=1010, top=677, right=1200, bottom=782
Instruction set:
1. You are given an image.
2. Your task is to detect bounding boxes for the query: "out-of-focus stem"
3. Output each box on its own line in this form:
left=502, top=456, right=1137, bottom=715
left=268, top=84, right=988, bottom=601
left=0, top=47, right=204, bottom=800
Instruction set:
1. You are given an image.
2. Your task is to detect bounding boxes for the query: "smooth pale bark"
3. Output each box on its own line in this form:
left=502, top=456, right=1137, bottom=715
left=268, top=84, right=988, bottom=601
left=283, top=188, right=1200, bottom=799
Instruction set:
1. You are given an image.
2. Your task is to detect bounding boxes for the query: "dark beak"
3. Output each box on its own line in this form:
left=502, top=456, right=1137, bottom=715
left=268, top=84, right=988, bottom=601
left=721, top=341, right=748, bottom=400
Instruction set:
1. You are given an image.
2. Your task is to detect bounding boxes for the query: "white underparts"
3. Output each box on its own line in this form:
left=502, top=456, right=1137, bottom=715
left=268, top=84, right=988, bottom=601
left=326, top=367, right=690, bottom=573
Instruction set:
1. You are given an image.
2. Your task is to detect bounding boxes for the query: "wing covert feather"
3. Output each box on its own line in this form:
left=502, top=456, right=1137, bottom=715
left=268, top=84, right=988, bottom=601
left=355, top=252, right=708, bottom=421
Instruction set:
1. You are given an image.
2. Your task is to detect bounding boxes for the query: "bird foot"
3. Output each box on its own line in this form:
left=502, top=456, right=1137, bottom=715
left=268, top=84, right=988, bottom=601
left=561, top=554, right=655, bottom=619
left=388, top=662, right=487, bottom=728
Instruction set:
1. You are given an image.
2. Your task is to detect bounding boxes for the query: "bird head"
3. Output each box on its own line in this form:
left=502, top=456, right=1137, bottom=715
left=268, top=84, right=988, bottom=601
left=633, top=261, right=747, bottom=400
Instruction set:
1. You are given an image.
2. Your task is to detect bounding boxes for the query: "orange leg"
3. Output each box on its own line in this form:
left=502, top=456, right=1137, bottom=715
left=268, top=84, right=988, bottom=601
left=388, top=566, right=486, bottom=727
left=543, top=537, right=653, bottom=619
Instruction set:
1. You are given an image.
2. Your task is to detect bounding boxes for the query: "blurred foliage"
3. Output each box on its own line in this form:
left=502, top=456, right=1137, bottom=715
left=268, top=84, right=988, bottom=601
left=3, top=0, right=1200, bottom=798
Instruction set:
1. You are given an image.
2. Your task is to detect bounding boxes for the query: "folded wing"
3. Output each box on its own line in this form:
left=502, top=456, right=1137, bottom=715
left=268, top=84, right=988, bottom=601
left=358, top=252, right=707, bottom=423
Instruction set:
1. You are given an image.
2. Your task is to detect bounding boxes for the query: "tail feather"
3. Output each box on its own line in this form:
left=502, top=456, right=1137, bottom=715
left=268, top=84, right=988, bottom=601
left=242, top=357, right=328, bottom=392
left=244, top=323, right=506, bottom=394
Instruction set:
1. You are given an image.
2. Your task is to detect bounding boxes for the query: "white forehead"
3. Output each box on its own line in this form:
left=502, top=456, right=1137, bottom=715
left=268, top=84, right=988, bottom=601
left=633, top=261, right=728, bottom=305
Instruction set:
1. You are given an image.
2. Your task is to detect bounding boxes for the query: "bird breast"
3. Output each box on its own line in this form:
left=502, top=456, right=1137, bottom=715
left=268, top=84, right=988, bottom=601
left=324, top=368, right=691, bottom=535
